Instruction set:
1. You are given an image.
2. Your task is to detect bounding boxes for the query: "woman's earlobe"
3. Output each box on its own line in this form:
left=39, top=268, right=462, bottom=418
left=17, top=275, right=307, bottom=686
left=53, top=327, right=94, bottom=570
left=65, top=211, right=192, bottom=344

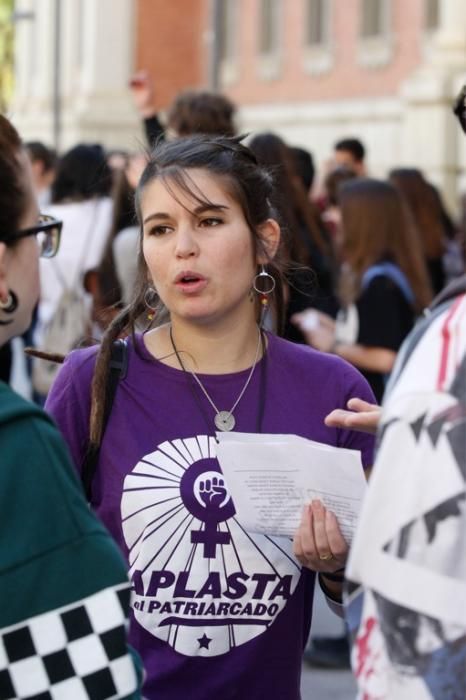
left=257, top=219, right=281, bottom=264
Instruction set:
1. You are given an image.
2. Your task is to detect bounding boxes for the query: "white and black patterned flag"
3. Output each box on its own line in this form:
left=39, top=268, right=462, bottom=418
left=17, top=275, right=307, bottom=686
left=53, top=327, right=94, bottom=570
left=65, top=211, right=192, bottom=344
left=0, top=584, right=138, bottom=699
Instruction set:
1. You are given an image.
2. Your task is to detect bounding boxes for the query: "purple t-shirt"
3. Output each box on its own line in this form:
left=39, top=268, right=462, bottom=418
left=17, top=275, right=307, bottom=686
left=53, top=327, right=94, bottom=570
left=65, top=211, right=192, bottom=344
left=47, top=332, right=375, bottom=699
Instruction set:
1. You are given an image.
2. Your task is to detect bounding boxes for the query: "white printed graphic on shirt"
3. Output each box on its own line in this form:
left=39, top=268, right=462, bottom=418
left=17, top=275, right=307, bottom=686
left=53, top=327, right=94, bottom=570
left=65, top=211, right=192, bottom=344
left=121, top=435, right=302, bottom=657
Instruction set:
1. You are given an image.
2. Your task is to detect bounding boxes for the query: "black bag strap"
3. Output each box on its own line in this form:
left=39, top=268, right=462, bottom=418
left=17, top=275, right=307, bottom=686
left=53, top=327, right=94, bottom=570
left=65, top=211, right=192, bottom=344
left=81, top=338, right=128, bottom=500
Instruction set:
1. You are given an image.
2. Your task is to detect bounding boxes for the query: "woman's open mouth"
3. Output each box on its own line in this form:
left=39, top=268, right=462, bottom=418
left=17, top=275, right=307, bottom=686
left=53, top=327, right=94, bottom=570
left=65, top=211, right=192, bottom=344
left=174, top=272, right=208, bottom=294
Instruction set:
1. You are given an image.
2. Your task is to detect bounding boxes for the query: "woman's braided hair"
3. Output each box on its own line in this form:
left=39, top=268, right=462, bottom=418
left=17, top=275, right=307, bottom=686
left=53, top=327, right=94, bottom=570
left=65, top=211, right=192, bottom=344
left=89, top=134, right=286, bottom=447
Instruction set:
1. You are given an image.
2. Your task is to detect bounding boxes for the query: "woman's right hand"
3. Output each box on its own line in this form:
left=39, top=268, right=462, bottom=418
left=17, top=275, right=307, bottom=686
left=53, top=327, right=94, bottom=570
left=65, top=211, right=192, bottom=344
left=325, top=397, right=381, bottom=434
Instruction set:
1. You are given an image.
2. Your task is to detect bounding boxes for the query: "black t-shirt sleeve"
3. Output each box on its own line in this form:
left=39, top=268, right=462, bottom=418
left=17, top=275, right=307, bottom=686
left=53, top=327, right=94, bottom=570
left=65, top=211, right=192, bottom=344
left=357, top=275, right=415, bottom=351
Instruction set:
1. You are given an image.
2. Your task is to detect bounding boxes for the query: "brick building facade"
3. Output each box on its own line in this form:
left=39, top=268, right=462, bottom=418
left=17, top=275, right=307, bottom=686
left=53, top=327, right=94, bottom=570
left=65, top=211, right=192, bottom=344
left=10, top=0, right=466, bottom=211
left=135, top=0, right=208, bottom=108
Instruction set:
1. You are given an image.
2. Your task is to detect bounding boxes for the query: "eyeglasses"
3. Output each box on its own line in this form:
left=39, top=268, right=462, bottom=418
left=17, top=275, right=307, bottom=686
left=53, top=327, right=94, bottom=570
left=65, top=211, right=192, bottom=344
left=3, top=214, right=62, bottom=258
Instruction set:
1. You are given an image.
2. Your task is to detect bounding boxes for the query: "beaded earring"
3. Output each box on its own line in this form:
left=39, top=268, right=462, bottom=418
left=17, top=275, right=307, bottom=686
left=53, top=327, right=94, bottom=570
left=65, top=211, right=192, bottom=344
left=144, top=287, right=158, bottom=321
left=253, top=265, right=275, bottom=318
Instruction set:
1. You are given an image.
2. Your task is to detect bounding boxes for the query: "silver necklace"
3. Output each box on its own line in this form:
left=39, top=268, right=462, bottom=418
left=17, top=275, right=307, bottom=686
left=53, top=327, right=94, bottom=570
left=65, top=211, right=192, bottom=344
left=169, top=326, right=262, bottom=432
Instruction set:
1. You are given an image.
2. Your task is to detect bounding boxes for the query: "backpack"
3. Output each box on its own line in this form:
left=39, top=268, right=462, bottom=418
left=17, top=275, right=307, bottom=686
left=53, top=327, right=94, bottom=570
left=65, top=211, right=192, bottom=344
left=33, top=207, right=97, bottom=395
left=335, top=262, right=416, bottom=350
left=359, top=261, right=416, bottom=389
left=361, top=261, right=415, bottom=306
left=32, top=286, right=91, bottom=395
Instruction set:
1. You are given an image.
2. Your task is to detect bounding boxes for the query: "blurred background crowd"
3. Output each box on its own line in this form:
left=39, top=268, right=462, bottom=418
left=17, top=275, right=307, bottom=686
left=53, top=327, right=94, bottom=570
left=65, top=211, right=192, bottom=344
left=1, top=0, right=466, bottom=693
left=2, top=1, right=465, bottom=396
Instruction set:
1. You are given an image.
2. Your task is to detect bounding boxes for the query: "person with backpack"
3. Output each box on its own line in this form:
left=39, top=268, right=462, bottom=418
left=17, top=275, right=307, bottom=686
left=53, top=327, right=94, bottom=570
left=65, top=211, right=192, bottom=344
left=293, top=178, right=433, bottom=402
left=0, top=115, right=141, bottom=697
left=33, top=144, right=114, bottom=399
left=45, top=134, right=376, bottom=699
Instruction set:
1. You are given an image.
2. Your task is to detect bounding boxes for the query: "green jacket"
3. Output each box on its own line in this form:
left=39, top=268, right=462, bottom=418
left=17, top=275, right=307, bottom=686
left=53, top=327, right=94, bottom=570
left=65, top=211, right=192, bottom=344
left=0, top=382, right=142, bottom=698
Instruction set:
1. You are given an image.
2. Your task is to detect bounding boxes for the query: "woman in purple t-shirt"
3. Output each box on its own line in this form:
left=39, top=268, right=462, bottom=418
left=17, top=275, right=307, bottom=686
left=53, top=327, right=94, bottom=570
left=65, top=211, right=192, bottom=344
left=47, top=135, right=374, bottom=699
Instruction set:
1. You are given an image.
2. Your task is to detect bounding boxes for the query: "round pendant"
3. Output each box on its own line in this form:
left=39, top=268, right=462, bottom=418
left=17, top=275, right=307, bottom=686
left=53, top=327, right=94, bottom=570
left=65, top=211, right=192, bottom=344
left=214, top=411, right=235, bottom=432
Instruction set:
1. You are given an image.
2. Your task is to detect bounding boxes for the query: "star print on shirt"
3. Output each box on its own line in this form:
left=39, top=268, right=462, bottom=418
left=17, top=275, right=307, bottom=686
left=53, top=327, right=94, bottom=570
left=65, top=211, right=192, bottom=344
left=197, top=634, right=212, bottom=649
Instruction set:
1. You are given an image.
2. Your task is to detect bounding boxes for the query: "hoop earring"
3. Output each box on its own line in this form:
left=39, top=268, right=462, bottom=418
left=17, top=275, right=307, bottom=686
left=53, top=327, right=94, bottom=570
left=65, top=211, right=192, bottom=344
left=253, top=265, right=275, bottom=295
left=253, top=265, right=275, bottom=323
left=144, top=287, right=158, bottom=321
left=0, top=290, right=18, bottom=314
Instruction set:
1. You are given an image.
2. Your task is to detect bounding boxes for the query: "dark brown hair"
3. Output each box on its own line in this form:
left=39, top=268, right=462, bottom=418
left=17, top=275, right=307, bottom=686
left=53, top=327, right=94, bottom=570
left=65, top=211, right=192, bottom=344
left=0, top=116, right=26, bottom=242
left=338, top=178, right=432, bottom=312
left=167, top=91, right=236, bottom=137
left=334, top=138, right=365, bottom=163
left=93, top=168, right=137, bottom=315
left=389, top=168, right=445, bottom=260
left=88, top=135, right=286, bottom=447
left=25, top=141, right=57, bottom=173
left=248, top=132, right=331, bottom=263
left=51, top=144, right=113, bottom=203
left=324, top=166, right=357, bottom=206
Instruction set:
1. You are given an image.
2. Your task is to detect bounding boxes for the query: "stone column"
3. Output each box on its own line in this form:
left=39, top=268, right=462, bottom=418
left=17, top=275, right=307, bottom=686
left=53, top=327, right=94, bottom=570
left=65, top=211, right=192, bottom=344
left=11, top=0, right=142, bottom=151
left=431, top=0, right=466, bottom=69
left=400, top=0, right=466, bottom=214
left=11, top=0, right=56, bottom=142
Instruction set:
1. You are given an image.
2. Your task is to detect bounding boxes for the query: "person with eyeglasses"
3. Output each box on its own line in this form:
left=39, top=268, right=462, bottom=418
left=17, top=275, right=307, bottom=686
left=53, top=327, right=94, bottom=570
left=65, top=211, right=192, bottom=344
left=1, top=213, right=61, bottom=396
left=2, top=213, right=62, bottom=258
left=0, top=115, right=142, bottom=697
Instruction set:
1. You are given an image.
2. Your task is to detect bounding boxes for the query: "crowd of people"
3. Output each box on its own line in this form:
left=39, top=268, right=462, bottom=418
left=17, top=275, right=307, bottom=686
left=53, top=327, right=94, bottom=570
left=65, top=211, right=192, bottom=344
left=1, top=72, right=465, bottom=699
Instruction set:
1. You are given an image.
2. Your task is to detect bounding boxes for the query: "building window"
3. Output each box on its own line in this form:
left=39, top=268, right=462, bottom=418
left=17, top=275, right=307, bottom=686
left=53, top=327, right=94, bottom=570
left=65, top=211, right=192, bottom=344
left=358, top=0, right=392, bottom=68
left=303, top=0, right=333, bottom=75
left=305, top=0, right=328, bottom=46
left=425, top=0, right=439, bottom=31
left=259, top=0, right=280, bottom=56
left=76, top=0, right=85, bottom=69
left=218, top=0, right=238, bottom=86
left=360, top=0, right=388, bottom=38
left=257, top=0, right=282, bottom=79
left=218, top=0, right=236, bottom=63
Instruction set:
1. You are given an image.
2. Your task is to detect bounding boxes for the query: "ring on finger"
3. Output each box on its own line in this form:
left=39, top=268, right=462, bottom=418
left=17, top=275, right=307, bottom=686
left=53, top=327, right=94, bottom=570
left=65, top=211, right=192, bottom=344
left=319, top=552, right=333, bottom=561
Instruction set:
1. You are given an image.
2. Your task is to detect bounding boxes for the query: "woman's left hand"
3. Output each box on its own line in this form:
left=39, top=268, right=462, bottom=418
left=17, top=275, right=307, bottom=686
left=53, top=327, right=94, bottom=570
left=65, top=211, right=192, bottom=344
left=293, top=500, right=349, bottom=572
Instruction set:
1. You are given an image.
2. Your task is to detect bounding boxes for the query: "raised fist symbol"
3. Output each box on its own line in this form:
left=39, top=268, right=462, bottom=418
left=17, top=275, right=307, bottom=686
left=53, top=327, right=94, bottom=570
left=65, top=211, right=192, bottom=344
left=199, top=476, right=227, bottom=508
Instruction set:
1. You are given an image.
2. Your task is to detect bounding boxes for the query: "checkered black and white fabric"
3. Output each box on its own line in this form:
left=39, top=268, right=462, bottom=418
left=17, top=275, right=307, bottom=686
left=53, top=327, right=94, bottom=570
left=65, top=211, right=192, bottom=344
left=0, top=583, right=138, bottom=699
